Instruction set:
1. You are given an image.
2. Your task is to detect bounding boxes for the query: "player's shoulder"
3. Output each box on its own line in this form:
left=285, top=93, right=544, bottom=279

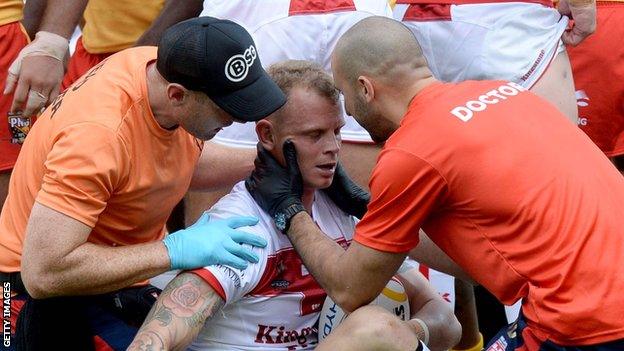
left=207, top=181, right=277, bottom=239
left=210, top=182, right=264, bottom=217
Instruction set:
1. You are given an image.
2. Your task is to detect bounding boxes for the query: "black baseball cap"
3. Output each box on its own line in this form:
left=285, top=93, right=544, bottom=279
left=157, top=17, right=286, bottom=121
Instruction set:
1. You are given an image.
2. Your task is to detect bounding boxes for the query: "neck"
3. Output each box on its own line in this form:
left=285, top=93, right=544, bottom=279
left=146, top=63, right=177, bottom=129
left=382, top=67, right=438, bottom=127
left=302, top=187, right=315, bottom=213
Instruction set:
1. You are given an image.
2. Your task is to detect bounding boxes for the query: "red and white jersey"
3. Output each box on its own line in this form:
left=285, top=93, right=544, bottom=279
left=200, top=0, right=390, bottom=29
left=189, top=182, right=356, bottom=350
left=200, top=0, right=393, bottom=145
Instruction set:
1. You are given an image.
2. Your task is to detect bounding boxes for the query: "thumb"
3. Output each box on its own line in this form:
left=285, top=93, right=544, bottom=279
left=283, top=139, right=300, bottom=175
left=188, top=212, right=211, bottom=229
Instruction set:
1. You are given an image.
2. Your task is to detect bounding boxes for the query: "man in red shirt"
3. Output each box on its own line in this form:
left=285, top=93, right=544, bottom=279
left=246, top=16, right=624, bottom=350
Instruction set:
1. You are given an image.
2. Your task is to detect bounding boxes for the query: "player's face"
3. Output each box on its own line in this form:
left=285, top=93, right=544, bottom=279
left=332, top=63, right=388, bottom=143
left=271, top=87, right=344, bottom=190
left=180, top=93, right=237, bottom=141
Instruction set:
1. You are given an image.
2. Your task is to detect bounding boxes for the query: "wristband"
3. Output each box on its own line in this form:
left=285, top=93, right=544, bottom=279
left=451, top=332, right=484, bottom=351
left=412, top=318, right=430, bottom=346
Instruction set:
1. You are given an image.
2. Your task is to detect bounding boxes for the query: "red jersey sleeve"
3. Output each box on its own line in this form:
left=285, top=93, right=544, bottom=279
left=354, top=148, right=448, bottom=253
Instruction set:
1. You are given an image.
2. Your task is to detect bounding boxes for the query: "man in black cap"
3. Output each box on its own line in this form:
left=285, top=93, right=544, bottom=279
left=0, top=17, right=285, bottom=350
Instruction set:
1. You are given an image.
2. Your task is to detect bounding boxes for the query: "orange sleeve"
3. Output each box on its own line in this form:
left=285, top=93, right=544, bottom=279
left=36, top=122, right=129, bottom=227
left=354, top=148, right=448, bottom=253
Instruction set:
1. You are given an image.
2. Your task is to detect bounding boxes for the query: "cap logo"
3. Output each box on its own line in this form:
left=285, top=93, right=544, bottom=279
left=225, top=45, right=257, bottom=82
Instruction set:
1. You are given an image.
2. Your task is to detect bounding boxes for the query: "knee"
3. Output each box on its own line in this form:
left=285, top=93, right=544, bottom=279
left=344, top=305, right=418, bottom=350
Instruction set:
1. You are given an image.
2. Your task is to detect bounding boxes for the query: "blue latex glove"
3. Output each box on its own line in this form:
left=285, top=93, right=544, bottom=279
left=163, top=212, right=266, bottom=270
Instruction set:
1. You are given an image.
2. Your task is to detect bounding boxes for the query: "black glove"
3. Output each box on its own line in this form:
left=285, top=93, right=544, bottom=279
left=246, top=140, right=306, bottom=232
left=322, top=162, right=370, bottom=219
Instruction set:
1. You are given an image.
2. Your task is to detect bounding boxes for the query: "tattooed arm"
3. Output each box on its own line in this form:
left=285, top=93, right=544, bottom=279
left=128, top=272, right=224, bottom=351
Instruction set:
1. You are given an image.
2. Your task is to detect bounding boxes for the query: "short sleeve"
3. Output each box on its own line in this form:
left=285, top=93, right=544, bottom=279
left=354, top=148, right=448, bottom=253
left=36, top=122, right=129, bottom=227
left=189, top=190, right=270, bottom=305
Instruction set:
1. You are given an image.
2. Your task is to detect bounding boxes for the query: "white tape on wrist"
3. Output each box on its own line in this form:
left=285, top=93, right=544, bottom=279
left=31, top=31, right=70, bottom=61
left=413, top=318, right=430, bottom=346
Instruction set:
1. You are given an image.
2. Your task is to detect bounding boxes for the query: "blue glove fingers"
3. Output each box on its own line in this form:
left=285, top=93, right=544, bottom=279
left=228, top=228, right=267, bottom=247
left=223, top=240, right=260, bottom=264
left=217, top=249, right=250, bottom=270
left=224, top=216, right=260, bottom=229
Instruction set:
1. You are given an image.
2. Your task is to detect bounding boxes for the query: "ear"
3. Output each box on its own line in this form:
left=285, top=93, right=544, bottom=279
left=357, top=76, right=375, bottom=103
left=166, top=83, right=188, bottom=106
left=256, top=119, right=276, bottom=151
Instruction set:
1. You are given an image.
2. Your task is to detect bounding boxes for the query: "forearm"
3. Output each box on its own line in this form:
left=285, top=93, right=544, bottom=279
left=453, top=279, right=481, bottom=350
left=398, top=269, right=461, bottom=350
left=39, top=0, right=87, bottom=38
left=189, top=142, right=256, bottom=191
left=288, top=212, right=402, bottom=312
left=288, top=213, right=361, bottom=309
left=129, top=273, right=223, bottom=351
left=24, top=240, right=170, bottom=298
left=22, top=0, right=46, bottom=39
left=409, top=230, right=475, bottom=284
left=135, top=0, right=204, bottom=46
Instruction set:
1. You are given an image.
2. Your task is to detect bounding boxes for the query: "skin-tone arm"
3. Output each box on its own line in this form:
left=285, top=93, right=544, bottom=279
left=6, top=0, right=88, bottom=115
left=21, top=202, right=171, bottom=299
left=398, top=269, right=462, bottom=351
left=21, top=0, right=46, bottom=40
left=409, top=230, right=475, bottom=284
left=135, top=0, right=204, bottom=46
left=288, top=212, right=407, bottom=313
left=37, top=0, right=87, bottom=38
left=453, top=279, right=481, bottom=350
left=128, top=272, right=224, bottom=351
left=189, top=141, right=256, bottom=191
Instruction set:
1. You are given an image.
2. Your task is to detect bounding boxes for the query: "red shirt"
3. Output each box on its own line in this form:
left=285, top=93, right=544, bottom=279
left=354, top=80, right=624, bottom=345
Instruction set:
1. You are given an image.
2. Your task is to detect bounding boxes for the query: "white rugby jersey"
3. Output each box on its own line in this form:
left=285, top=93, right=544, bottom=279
left=188, top=182, right=356, bottom=350
left=200, top=0, right=391, bottom=30
left=200, top=1, right=393, bottom=146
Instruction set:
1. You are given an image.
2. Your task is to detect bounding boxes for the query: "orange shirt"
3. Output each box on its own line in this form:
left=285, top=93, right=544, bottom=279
left=354, top=81, right=624, bottom=345
left=0, top=0, right=22, bottom=26
left=0, top=47, right=202, bottom=272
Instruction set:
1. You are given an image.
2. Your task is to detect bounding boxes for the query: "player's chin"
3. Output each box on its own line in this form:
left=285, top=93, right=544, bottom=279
left=308, top=174, right=334, bottom=190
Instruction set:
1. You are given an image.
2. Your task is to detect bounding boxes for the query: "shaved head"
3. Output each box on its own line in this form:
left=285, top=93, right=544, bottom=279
left=333, top=16, right=427, bottom=85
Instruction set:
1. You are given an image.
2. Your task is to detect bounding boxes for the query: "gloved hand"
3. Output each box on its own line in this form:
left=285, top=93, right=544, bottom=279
left=4, top=31, right=69, bottom=116
left=322, top=163, right=370, bottom=219
left=558, top=0, right=596, bottom=46
left=246, top=140, right=305, bottom=232
left=163, top=212, right=266, bottom=270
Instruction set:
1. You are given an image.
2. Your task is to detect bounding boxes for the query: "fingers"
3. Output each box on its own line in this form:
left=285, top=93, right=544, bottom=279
left=3, top=55, right=22, bottom=95
left=10, top=78, right=29, bottom=114
left=223, top=240, right=260, bottom=264
left=228, top=229, right=267, bottom=248
left=48, top=84, right=61, bottom=106
left=283, top=139, right=300, bottom=174
left=3, top=72, right=18, bottom=95
left=23, top=90, right=48, bottom=117
left=224, top=215, right=260, bottom=229
left=256, top=141, right=281, bottom=168
left=217, top=250, right=249, bottom=270
left=561, top=28, right=587, bottom=46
